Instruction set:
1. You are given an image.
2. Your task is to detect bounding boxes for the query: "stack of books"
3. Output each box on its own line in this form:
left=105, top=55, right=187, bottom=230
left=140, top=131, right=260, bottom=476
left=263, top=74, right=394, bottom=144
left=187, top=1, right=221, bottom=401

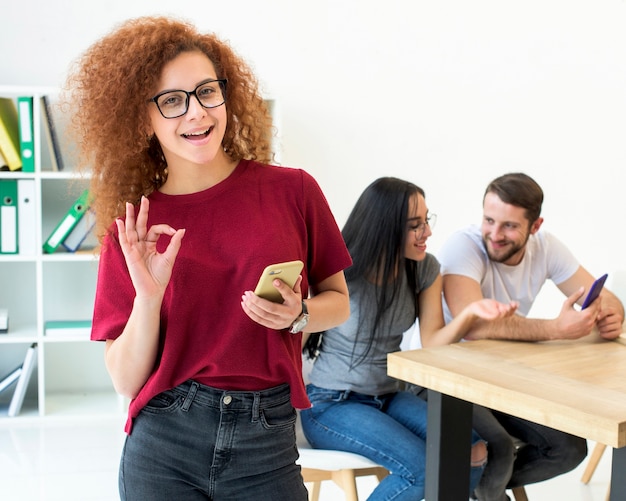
left=44, top=320, right=91, bottom=339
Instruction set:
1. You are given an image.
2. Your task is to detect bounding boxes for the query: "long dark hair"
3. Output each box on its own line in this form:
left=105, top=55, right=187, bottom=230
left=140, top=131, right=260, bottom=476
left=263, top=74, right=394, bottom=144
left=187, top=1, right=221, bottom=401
left=304, top=177, right=424, bottom=364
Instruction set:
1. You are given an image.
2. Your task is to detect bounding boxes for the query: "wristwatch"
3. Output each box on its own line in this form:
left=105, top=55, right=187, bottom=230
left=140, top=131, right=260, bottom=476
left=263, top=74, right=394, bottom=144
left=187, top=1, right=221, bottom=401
left=289, top=300, right=310, bottom=334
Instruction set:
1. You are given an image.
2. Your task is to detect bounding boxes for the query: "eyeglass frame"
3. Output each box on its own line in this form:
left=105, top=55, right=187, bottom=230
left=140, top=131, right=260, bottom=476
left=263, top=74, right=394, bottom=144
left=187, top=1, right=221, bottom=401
left=409, top=213, right=437, bottom=237
left=148, top=78, right=228, bottom=119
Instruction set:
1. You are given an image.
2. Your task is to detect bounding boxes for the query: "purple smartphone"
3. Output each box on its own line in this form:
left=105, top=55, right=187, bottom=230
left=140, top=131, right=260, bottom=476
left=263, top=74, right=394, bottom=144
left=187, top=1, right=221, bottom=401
left=581, top=273, right=608, bottom=309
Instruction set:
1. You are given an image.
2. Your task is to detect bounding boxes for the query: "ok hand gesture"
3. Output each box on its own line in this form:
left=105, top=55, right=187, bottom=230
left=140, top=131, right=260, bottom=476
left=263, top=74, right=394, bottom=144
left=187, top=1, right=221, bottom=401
left=116, top=196, right=185, bottom=299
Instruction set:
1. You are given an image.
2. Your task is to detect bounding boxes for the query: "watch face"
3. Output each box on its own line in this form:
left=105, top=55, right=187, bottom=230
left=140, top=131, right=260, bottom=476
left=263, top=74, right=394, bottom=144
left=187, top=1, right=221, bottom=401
left=290, top=314, right=309, bottom=333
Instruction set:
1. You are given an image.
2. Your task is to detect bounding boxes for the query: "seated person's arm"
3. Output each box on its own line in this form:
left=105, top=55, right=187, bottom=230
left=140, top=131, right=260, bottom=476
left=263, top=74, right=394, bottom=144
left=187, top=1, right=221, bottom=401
left=419, top=274, right=517, bottom=347
left=556, top=266, right=625, bottom=340
left=443, top=273, right=599, bottom=341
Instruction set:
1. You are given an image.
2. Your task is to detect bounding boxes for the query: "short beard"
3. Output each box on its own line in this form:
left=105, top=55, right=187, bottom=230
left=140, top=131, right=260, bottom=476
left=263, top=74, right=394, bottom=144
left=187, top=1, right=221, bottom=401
left=482, top=238, right=525, bottom=264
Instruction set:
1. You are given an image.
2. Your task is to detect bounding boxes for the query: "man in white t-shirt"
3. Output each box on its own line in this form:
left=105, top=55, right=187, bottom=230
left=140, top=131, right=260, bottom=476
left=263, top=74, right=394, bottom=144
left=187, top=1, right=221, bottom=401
left=438, top=172, right=624, bottom=501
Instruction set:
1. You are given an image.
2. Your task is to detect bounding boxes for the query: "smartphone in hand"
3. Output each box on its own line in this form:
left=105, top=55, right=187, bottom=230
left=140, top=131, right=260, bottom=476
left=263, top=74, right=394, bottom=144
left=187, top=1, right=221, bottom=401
left=254, top=260, right=304, bottom=303
left=581, top=273, right=608, bottom=309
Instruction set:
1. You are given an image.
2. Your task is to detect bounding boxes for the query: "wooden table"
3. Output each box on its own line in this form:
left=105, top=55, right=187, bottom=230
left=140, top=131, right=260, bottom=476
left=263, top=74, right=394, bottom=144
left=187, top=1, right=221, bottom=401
left=387, top=335, right=626, bottom=500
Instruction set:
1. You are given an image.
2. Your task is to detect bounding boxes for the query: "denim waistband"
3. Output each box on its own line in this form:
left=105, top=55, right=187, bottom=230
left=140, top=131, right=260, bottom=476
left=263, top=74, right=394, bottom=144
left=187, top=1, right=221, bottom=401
left=169, top=380, right=292, bottom=413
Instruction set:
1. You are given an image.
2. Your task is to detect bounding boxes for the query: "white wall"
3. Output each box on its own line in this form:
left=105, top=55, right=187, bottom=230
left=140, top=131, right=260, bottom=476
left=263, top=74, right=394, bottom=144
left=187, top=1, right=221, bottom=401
left=3, top=0, right=626, bottom=316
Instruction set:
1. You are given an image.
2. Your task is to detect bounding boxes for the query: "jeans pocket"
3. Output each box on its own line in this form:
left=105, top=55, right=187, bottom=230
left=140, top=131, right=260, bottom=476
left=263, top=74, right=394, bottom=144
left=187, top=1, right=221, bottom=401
left=142, top=389, right=184, bottom=414
left=306, top=384, right=344, bottom=406
left=259, top=400, right=297, bottom=431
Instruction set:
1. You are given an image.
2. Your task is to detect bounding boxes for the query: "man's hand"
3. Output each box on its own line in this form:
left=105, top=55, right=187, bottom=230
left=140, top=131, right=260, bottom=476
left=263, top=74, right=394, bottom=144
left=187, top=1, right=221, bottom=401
left=554, top=287, right=600, bottom=340
left=597, top=306, right=624, bottom=340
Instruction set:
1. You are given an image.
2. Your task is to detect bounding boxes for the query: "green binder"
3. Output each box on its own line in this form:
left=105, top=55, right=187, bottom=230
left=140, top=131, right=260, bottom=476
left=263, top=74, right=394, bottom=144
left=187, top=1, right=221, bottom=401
left=0, top=179, right=18, bottom=254
left=43, top=189, right=90, bottom=254
left=17, top=96, right=34, bottom=173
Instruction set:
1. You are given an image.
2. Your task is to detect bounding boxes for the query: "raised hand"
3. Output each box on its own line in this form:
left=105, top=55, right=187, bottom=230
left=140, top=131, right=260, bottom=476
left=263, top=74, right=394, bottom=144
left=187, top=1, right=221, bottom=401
left=468, top=298, right=519, bottom=321
left=116, top=196, right=185, bottom=299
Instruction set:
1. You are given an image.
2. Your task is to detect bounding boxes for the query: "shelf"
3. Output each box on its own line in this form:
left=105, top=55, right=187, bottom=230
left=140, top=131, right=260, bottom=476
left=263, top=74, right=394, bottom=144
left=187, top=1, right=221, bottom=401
left=0, top=400, right=39, bottom=421
left=0, top=330, right=38, bottom=344
left=0, top=85, right=113, bottom=422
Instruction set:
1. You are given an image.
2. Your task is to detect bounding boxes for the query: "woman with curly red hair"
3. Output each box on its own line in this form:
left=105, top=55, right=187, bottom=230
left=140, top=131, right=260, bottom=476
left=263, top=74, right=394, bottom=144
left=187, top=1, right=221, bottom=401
left=64, top=16, right=350, bottom=500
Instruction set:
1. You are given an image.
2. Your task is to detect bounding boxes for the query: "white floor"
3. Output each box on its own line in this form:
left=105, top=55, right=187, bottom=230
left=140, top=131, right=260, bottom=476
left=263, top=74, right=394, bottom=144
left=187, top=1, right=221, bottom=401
left=0, top=417, right=614, bottom=501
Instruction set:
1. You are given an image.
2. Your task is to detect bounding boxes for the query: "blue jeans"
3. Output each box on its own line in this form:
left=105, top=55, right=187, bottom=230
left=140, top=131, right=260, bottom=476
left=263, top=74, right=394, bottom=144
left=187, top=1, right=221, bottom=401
left=301, top=384, right=486, bottom=501
left=472, top=405, right=588, bottom=501
left=119, top=380, right=308, bottom=501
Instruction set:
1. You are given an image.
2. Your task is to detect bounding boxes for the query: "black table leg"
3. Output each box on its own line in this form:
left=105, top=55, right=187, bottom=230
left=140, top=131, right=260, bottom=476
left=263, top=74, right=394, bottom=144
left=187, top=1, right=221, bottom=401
left=426, top=390, right=473, bottom=500
left=609, top=446, right=626, bottom=501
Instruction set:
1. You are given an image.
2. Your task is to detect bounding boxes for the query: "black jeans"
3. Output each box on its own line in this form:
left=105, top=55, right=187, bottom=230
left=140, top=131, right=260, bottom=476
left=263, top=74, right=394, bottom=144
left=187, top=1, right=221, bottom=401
left=472, top=404, right=587, bottom=501
left=119, top=380, right=308, bottom=500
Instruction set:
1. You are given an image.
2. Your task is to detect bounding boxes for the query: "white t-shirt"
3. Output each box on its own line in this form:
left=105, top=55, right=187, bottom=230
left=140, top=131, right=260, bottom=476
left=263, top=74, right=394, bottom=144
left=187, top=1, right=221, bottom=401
left=438, top=225, right=579, bottom=322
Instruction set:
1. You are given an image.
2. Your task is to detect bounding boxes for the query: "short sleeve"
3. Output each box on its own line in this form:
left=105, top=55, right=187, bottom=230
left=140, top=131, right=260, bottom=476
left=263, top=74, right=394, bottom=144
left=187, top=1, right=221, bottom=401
left=438, top=226, right=486, bottom=283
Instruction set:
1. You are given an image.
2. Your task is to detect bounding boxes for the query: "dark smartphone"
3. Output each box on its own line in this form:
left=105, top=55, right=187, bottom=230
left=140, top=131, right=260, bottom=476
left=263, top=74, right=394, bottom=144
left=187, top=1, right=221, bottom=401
left=581, top=273, right=608, bottom=309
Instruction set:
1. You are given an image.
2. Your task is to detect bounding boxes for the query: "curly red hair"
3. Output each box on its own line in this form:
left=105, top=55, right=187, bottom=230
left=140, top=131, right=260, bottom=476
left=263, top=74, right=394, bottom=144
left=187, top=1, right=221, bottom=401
left=62, top=16, right=274, bottom=239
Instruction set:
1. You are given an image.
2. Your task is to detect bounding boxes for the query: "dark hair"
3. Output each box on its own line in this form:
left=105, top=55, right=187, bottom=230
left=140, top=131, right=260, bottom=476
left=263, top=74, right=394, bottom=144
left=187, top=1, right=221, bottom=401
left=484, top=173, right=544, bottom=223
left=304, top=177, right=424, bottom=364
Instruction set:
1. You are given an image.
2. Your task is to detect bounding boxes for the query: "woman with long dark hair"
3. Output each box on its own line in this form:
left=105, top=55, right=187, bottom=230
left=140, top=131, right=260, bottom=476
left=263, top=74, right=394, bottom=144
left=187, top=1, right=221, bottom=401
left=301, top=177, right=517, bottom=500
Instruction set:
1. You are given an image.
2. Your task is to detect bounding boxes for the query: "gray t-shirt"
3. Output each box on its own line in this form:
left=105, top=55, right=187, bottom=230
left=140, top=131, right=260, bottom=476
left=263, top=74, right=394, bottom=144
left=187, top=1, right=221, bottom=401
left=309, top=254, right=440, bottom=395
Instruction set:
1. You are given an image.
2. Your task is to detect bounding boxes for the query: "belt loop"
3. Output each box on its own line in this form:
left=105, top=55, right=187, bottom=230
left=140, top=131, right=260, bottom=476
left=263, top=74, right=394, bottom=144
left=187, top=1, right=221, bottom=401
left=251, top=392, right=261, bottom=422
left=181, top=381, right=199, bottom=412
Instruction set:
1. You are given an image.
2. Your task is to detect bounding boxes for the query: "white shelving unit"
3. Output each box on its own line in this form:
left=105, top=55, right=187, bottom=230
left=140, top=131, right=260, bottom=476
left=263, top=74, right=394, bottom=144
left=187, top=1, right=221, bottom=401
left=0, top=85, right=124, bottom=422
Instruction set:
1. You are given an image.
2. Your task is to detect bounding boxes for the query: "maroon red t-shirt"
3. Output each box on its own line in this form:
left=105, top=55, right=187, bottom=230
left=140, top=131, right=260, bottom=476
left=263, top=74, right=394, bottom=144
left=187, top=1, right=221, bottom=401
left=91, top=160, right=351, bottom=433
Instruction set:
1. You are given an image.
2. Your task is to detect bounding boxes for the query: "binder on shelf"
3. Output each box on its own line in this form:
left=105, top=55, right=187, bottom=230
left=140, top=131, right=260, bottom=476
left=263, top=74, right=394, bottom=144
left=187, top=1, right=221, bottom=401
left=0, top=308, right=7, bottom=333
left=0, top=148, right=8, bottom=170
left=45, top=320, right=92, bottom=338
left=62, top=208, right=95, bottom=252
left=0, top=365, right=22, bottom=394
left=40, top=95, right=64, bottom=171
left=43, top=189, right=90, bottom=254
left=0, top=179, right=18, bottom=254
left=0, top=97, right=21, bottom=171
left=8, top=343, right=37, bottom=417
left=17, top=179, right=36, bottom=255
left=17, top=96, right=34, bottom=173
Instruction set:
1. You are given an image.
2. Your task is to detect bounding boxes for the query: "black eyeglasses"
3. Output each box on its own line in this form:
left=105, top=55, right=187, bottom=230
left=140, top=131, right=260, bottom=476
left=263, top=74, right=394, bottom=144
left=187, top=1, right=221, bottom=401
left=149, top=79, right=227, bottom=119
left=409, top=213, right=437, bottom=238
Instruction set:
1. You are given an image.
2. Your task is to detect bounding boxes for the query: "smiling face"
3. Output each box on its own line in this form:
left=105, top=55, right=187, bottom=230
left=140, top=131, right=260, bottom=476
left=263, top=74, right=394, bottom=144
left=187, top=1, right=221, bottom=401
left=481, top=192, right=543, bottom=265
left=147, top=51, right=229, bottom=170
left=404, top=193, right=432, bottom=262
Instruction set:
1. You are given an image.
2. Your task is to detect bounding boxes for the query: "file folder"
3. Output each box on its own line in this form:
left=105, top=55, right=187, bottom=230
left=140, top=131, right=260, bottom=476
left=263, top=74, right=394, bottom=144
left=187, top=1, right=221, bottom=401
left=17, top=179, right=36, bottom=255
left=62, top=208, right=95, bottom=252
left=0, top=149, right=8, bottom=170
left=40, top=95, right=64, bottom=171
left=0, top=98, right=21, bottom=171
left=0, top=365, right=22, bottom=394
left=45, top=320, right=92, bottom=338
left=17, top=97, right=34, bottom=172
left=0, top=179, right=18, bottom=254
left=8, top=343, right=37, bottom=417
left=0, top=308, right=7, bottom=333
left=43, top=189, right=90, bottom=253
